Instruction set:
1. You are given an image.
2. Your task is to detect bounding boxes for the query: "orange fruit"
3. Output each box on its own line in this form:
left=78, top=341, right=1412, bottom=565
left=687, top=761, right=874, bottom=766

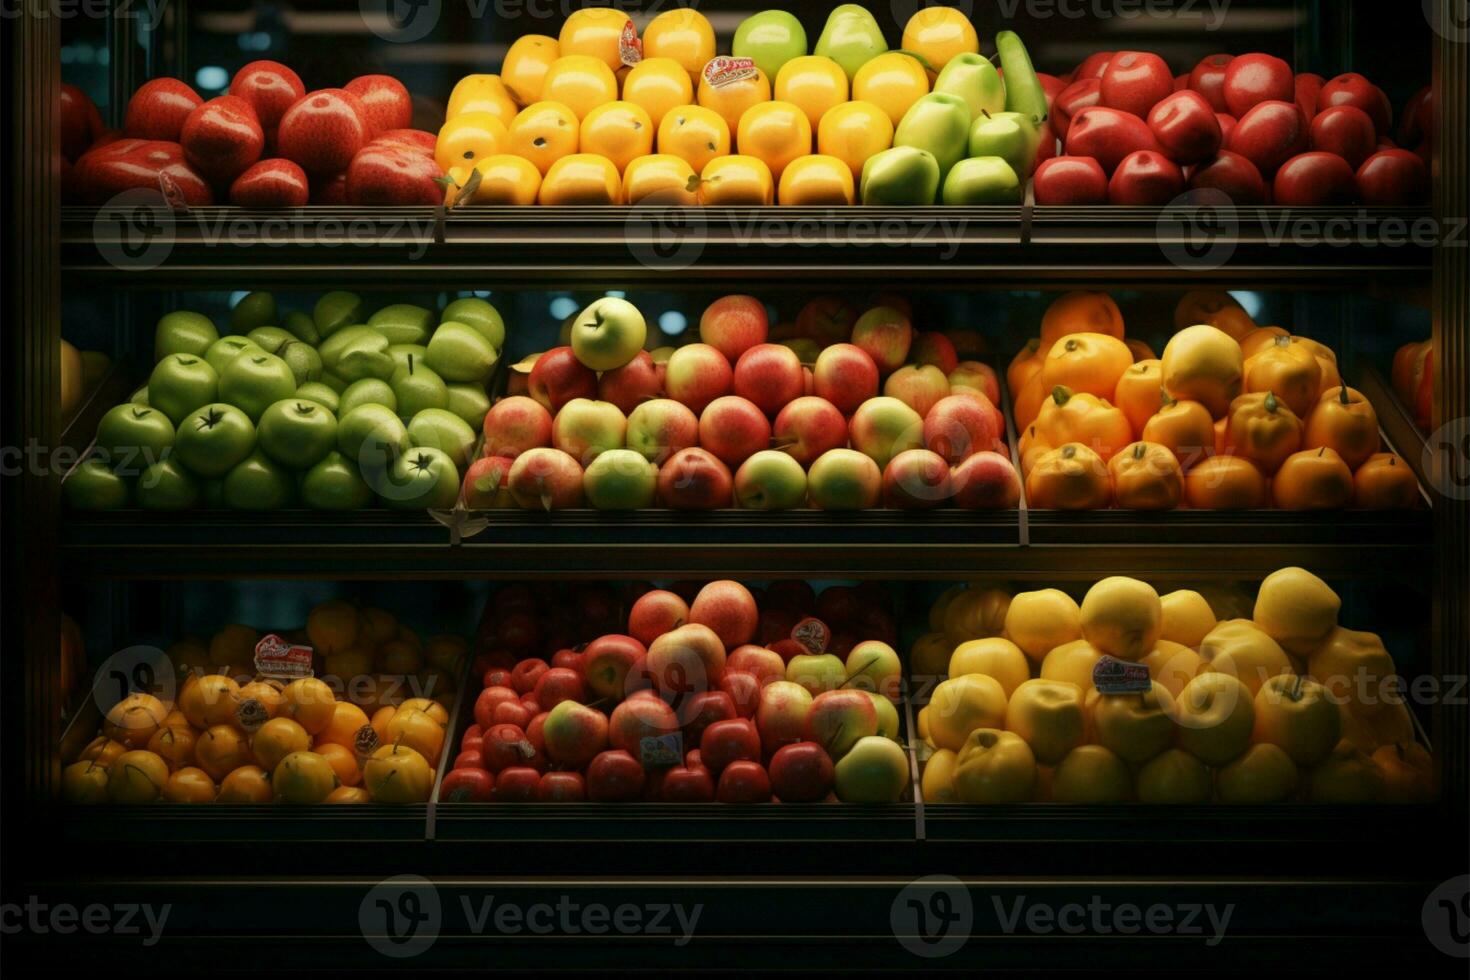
left=1027, top=444, right=1112, bottom=511
left=1041, top=333, right=1134, bottom=401
left=163, top=767, right=216, bottom=803
left=558, top=7, right=630, bottom=73
left=501, top=35, right=559, bottom=106
left=775, top=56, right=849, bottom=131
left=778, top=154, right=855, bottom=205
left=445, top=74, right=518, bottom=126
left=852, top=52, right=930, bottom=126
left=448, top=155, right=542, bottom=205
left=1273, top=448, right=1355, bottom=511
left=579, top=100, right=655, bottom=172
left=1142, top=397, right=1216, bottom=471
left=540, top=55, right=618, bottom=120
left=435, top=112, right=509, bottom=178
left=816, top=100, right=893, bottom=182
left=642, top=9, right=716, bottom=83
left=697, top=155, right=774, bottom=205
left=318, top=700, right=373, bottom=750
left=538, top=153, right=621, bottom=205
left=507, top=101, right=580, bottom=175
left=657, top=104, right=730, bottom=173
left=735, top=100, right=812, bottom=181
left=1304, top=386, right=1381, bottom=471
left=621, top=57, right=694, bottom=130
left=1109, top=442, right=1184, bottom=511
left=1113, top=359, right=1164, bottom=436
left=282, top=677, right=337, bottom=735
left=622, top=153, right=698, bottom=205
left=1041, top=292, right=1126, bottom=350
left=194, top=724, right=252, bottom=781
left=217, top=765, right=272, bottom=803
left=209, top=623, right=257, bottom=667
left=1353, top=453, right=1421, bottom=509
left=698, top=67, right=771, bottom=133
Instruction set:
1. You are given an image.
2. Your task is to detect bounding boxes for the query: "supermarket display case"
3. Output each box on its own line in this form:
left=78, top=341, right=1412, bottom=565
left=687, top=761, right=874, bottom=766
left=4, top=0, right=1469, bottom=972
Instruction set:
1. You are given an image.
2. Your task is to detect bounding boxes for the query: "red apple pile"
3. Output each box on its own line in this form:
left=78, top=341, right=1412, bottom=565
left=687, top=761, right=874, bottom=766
left=477, top=293, right=1022, bottom=513
left=65, top=65, right=440, bottom=208
left=439, top=580, right=911, bottom=804
left=1034, top=51, right=1430, bottom=206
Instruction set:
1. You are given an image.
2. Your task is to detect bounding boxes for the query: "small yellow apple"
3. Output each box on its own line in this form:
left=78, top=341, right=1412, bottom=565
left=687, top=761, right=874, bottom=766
left=909, top=632, right=952, bottom=678
left=1251, top=674, right=1340, bottom=766
left=1079, top=577, right=1162, bottom=661
left=1198, top=620, right=1293, bottom=696
left=1052, top=745, right=1131, bottom=803
left=1175, top=672, right=1255, bottom=766
left=1139, top=640, right=1204, bottom=698
left=1159, top=589, right=1217, bottom=648
left=949, top=637, right=1031, bottom=697
left=1004, top=679, right=1085, bottom=765
left=1307, top=744, right=1383, bottom=803
left=921, top=748, right=959, bottom=803
left=1217, top=743, right=1299, bottom=803
left=1088, top=681, right=1177, bottom=765
left=1040, top=639, right=1106, bottom=694
left=1003, top=589, right=1082, bottom=663
left=1136, top=748, right=1213, bottom=804
left=927, top=674, right=1008, bottom=752
left=952, top=729, right=1037, bottom=803
left=916, top=705, right=931, bottom=743
left=867, top=691, right=901, bottom=740
left=1253, top=566, right=1340, bottom=655
left=942, top=587, right=1012, bottom=646
left=1307, top=627, right=1400, bottom=717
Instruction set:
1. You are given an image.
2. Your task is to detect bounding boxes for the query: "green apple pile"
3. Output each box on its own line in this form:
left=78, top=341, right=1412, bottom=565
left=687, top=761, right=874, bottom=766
left=64, top=290, right=504, bottom=511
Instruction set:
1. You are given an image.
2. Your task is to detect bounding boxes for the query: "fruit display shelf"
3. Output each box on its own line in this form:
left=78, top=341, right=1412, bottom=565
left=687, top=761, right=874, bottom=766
left=61, top=205, right=1437, bottom=288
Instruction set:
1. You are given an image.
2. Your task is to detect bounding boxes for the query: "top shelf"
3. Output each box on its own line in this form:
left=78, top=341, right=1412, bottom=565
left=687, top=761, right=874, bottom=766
left=62, top=205, right=1439, bottom=287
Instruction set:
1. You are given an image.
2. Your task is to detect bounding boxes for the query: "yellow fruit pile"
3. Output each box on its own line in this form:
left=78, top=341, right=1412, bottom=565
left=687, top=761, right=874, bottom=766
left=436, top=8, right=975, bottom=206
left=911, top=570, right=1435, bottom=805
left=60, top=600, right=465, bottom=806
left=1009, top=290, right=1421, bottom=511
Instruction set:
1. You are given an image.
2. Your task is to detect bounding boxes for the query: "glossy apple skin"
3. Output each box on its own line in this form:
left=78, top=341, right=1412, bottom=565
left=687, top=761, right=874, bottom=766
left=1295, top=73, right=1326, bottom=123
left=1108, top=150, right=1185, bottom=205
left=1147, top=90, right=1223, bottom=165
left=1099, top=51, right=1174, bottom=119
left=73, top=138, right=214, bottom=205
left=1074, top=51, right=1114, bottom=82
left=124, top=77, right=202, bottom=142
left=345, top=74, right=414, bottom=134
left=1310, top=104, right=1378, bottom=170
left=180, top=94, right=265, bottom=184
left=1187, top=54, right=1233, bottom=113
left=60, top=83, right=105, bottom=162
left=1052, top=78, right=1101, bottom=141
left=345, top=139, right=446, bottom=205
left=276, top=88, right=372, bottom=177
left=1225, top=100, right=1309, bottom=177
left=1318, top=73, right=1392, bottom=140
left=1222, top=53, right=1294, bottom=118
left=1273, top=152, right=1358, bottom=206
left=229, top=158, right=310, bottom=208
left=1065, top=107, right=1163, bottom=174
left=1033, top=156, right=1109, bottom=205
left=657, top=447, right=734, bottom=510
left=229, top=60, right=305, bottom=144
left=1356, top=149, right=1428, bottom=206
left=1188, top=151, right=1267, bottom=205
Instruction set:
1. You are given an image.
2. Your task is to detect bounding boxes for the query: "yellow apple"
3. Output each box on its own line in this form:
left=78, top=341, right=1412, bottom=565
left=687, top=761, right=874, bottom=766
left=952, top=729, right=1037, bottom=803
left=922, top=747, right=959, bottom=803
left=1251, top=674, right=1340, bottom=766
left=1079, top=576, right=1162, bottom=661
left=1052, top=745, right=1131, bottom=803
left=1253, top=566, right=1340, bottom=655
left=949, top=636, right=1031, bottom=697
left=1139, top=640, right=1204, bottom=698
left=1004, top=678, right=1085, bottom=765
left=1040, top=639, right=1106, bottom=694
left=1136, top=748, right=1213, bottom=804
left=1217, top=743, right=1299, bottom=803
left=1159, top=590, right=1217, bottom=648
left=1307, top=626, right=1400, bottom=717
left=917, top=705, right=931, bottom=743
left=867, top=691, right=901, bottom=740
left=1033, top=764, right=1055, bottom=802
left=927, top=674, right=1008, bottom=752
left=942, top=587, right=1012, bottom=646
left=1306, top=744, right=1383, bottom=803
left=1371, top=742, right=1438, bottom=804
left=1003, top=589, right=1082, bottom=663
left=1088, top=681, right=1177, bottom=765
left=1198, top=620, right=1293, bottom=696
left=909, top=631, right=952, bottom=678
left=1175, top=672, right=1255, bottom=766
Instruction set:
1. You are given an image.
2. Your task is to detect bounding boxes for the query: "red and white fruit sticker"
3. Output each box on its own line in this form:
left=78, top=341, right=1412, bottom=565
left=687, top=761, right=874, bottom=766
left=619, top=20, right=642, bottom=66
left=791, top=617, right=831, bottom=655
left=254, top=633, right=314, bottom=680
left=702, top=56, right=757, bottom=89
left=1093, top=656, right=1152, bottom=695
left=353, top=723, right=381, bottom=764
left=640, top=732, right=683, bottom=769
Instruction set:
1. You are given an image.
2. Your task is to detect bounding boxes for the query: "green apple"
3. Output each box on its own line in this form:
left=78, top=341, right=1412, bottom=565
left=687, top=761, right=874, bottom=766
left=153, top=311, right=218, bottom=363
left=942, top=157, right=1023, bottom=204
left=95, top=404, right=175, bottom=469
left=282, top=310, right=321, bottom=346
left=340, top=378, right=398, bottom=416
left=425, top=321, right=499, bottom=383
left=391, top=356, right=449, bottom=417
left=219, top=352, right=297, bottom=422
left=967, top=110, right=1043, bottom=180
left=173, top=403, right=257, bottom=477
left=300, top=451, right=374, bottom=510
left=733, top=450, right=807, bottom=510
left=441, top=297, right=505, bottom=349
left=204, top=336, right=264, bottom=377
left=780, top=338, right=822, bottom=364
left=129, top=386, right=149, bottom=406
left=367, top=304, right=435, bottom=346
left=229, top=291, right=277, bottom=332
left=833, top=735, right=909, bottom=803
left=582, top=448, right=657, bottom=510
left=319, top=325, right=395, bottom=382
left=376, top=447, right=460, bottom=510
left=63, top=458, right=130, bottom=510
left=246, top=326, right=294, bottom=355
left=807, top=448, right=882, bottom=510
left=867, top=692, right=901, bottom=741
left=933, top=53, right=1006, bottom=121
left=320, top=372, right=350, bottom=394
left=277, top=341, right=324, bottom=385
left=388, top=343, right=430, bottom=374
left=570, top=298, right=647, bottom=372
left=148, top=354, right=219, bottom=426
left=407, top=408, right=476, bottom=469
left=733, top=10, right=807, bottom=80
left=552, top=398, right=626, bottom=464
left=859, top=146, right=940, bottom=205
left=338, top=403, right=410, bottom=470
left=258, top=399, right=339, bottom=470
left=293, top=382, right=340, bottom=414
left=813, top=4, right=887, bottom=82
left=135, top=458, right=199, bottom=510
left=222, top=451, right=295, bottom=509
left=446, top=383, right=491, bottom=430
left=894, top=93, right=972, bottom=181
left=313, top=290, right=364, bottom=340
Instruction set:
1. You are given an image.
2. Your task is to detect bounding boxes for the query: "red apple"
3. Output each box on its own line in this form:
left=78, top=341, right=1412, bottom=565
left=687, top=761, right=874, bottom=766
left=698, top=396, right=771, bottom=469
left=481, top=723, right=541, bottom=773
left=345, top=74, right=413, bottom=135
left=227, top=157, right=309, bottom=208
left=911, top=333, right=959, bottom=375
left=1188, top=150, right=1267, bottom=205
left=1310, top=104, right=1378, bottom=169
left=690, top=581, right=758, bottom=649
left=646, top=623, right=728, bottom=706
left=682, top=690, right=739, bottom=747
left=1296, top=72, right=1326, bottom=124
left=458, top=455, right=512, bottom=508
left=376, top=128, right=438, bottom=155
left=1075, top=52, right=1114, bottom=81
left=483, top=395, right=553, bottom=458
left=1108, top=150, right=1186, bottom=204
left=542, top=700, right=609, bottom=768
left=1052, top=78, right=1101, bottom=141
left=951, top=451, right=1022, bottom=510
left=124, top=77, right=202, bottom=141
left=949, top=362, right=1001, bottom=406
left=1065, top=107, right=1163, bottom=174
left=700, top=717, right=761, bottom=772
left=1100, top=51, right=1174, bottom=119
left=665, top=343, right=734, bottom=414
left=537, top=770, right=587, bottom=801
left=509, top=658, right=548, bottom=694
left=507, top=447, right=585, bottom=510
left=733, top=344, right=804, bottom=416
left=578, top=635, right=642, bottom=700
left=657, top=447, right=734, bottom=509
left=660, top=763, right=716, bottom=802
left=73, top=138, right=215, bottom=206
left=883, top=449, right=953, bottom=509
left=529, top=348, right=598, bottom=413
left=473, top=686, right=520, bottom=730
left=626, top=398, right=699, bottom=464
left=453, top=747, right=484, bottom=770
left=850, top=307, right=914, bottom=375
left=460, top=724, right=484, bottom=751
left=720, top=670, right=762, bottom=718
left=716, top=760, right=772, bottom=803
left=229, top=60, right=305, bottom=144
left=1147, top=90, right=1222, bottom=165
left=491, top=700, right=533, bottom=729
left=628, top=591, right=689, bottom=648
left=1216, top=112, right=1239, bottom=144
left=1226, top=100, right=1309, bottom=176
left=1356, top=149, right=1428, bottom=206
left=551, top=648, right=583, bottom=672
left=768, top=741, right=835, bottom=802
left=1399, top=85, right=1434, bottom=147
left=1274, top=152, right=1357, bottom=205
left=924, top=393, right=1002, bottom=464
left=772, top=396, right=848, bottom=466
left=811, top=344, right=879, bottom=417
left=1318, top=74, right=1392, bottom=140
left=276, top=88, right=371, bottom=177
left=532, top=667, right=586, bottom=711
left=1188, top=54, right=1234, bottom=113
left=436, top=767, right=492, bottom=801
left=59, top=83, right=105, bottom=162
left=598, top=350, right=661, bottom=414
left=727, top=645, right=787, bottom=685
left=345, top=140, right=445, bottom=205
left=1222, top=53, right=1294, bottom=118
left=490, top=767, right=539, bottom=801
left=586, top=750, right=646, bottom=801
left=700, top=295, right=769, bottom=362
left=884, top=365, right=950, bottom=418
left=796, top=296, right=858, bottom=345
left=803, top=689, right=879, bottom=758
left=1033, top=156, right=1109, bottom=204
